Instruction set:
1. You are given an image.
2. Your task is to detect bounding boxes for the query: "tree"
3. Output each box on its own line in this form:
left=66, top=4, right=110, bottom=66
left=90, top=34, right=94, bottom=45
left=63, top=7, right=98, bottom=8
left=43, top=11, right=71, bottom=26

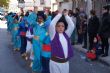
left=0, top=0, right=10, bottom=7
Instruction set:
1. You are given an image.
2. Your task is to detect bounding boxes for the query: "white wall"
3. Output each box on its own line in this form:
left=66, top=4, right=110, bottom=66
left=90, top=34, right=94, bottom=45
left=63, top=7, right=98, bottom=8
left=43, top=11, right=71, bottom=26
left=45, top=0, right=51, bottom=7
left=8, top=0, right=20, bottom=12
left=34, top=0, right=40, bottom=6
left=60, top=2, right=72, bottom=10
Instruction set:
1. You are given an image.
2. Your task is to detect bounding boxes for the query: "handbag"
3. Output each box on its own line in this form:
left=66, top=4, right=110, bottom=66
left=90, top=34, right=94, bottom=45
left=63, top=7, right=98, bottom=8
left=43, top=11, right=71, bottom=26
left=86, top=50, right=96, bottom=60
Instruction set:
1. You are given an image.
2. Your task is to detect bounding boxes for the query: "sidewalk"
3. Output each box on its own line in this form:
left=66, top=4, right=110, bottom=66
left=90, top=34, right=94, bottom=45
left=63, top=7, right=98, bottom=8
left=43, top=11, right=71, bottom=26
left=73, top=39, right=110, bottom=66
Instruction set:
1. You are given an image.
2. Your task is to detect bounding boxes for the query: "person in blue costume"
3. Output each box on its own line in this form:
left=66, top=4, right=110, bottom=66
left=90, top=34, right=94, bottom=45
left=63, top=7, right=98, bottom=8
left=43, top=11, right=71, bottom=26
left=5, top=12, right=13, bottom=32
left=9, top=13, right=16, bottom=44
left=12, top=16, right=21, bottom=51
left=41, top=12, right=52, bottom=73
left=32, top=12, right=51, bottom=72
left=23, top=11, right=29, bottom=27
left=27, top=10, right=37, bottom=27
left=5, top=13, right=10, bottom=31
left=18, top=13, right=28, bottom=57
left=10, top=13, right=16, bottom=33
left=41, top=34, right=51, bottom=73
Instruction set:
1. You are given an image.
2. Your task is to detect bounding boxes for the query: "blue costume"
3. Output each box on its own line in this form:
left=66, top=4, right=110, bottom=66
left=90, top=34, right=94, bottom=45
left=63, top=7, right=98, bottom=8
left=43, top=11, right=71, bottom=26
left=12, top=22, right=21, bottom=50
left=32, top=22, right=47, bottom=72
left=41, top=16, right=51, bottom=73
left=27, top=12, right=37, bottom=27
left=5, top=13, right=13, bottom=32
left=32, top=15, right=51, bottom=72
left=18, top=16, right=27, bottom=54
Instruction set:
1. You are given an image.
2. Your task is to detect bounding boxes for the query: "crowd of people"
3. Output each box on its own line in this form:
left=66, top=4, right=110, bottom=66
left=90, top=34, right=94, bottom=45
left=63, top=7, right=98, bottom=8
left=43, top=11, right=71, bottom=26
left=4, top=5, right=110, bottom=73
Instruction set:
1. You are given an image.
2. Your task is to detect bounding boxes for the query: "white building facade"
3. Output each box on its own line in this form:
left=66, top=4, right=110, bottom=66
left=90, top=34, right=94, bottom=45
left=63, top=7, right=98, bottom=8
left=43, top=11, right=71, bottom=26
left=17, top=0, right=52, bottom=11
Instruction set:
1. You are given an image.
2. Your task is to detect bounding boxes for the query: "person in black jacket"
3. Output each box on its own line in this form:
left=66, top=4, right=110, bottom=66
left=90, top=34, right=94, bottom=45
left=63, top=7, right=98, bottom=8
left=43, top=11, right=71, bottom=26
left=88, top=10, right=100, bottom=50
left=99, top=6, right=110, bottom=57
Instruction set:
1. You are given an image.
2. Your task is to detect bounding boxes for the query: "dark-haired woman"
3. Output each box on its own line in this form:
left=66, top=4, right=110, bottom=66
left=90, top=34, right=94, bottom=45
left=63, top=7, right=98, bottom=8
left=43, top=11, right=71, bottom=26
left=88, top=10, right=100, bottom=50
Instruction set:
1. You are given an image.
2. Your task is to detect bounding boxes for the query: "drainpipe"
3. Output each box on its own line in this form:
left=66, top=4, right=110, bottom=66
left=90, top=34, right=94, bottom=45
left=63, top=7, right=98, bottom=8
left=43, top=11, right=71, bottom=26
left=72, top=0, right=74, bottom=10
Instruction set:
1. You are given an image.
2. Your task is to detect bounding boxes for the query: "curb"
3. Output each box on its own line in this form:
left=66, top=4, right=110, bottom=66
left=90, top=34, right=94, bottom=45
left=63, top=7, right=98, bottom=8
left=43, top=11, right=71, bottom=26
left=98, top=57, right=110, bottom=66
left=73, top=45, right=110, bottom=66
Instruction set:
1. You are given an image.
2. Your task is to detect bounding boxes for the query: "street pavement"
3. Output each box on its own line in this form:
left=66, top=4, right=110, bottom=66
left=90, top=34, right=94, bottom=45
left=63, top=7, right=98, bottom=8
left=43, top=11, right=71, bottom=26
left=0, top=23, right=31, bottom=73
left=70, top=47, right=110, bottom=73
left=74, top=39, right=110, bottom=66
left=0, top=21, right=110, bottom=73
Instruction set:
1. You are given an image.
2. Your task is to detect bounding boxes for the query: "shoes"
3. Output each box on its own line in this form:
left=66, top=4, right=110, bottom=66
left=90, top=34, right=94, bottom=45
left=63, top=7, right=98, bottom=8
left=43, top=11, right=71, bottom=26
left=21, top=53, right=27, bottom=58
left=30, top=62, right=33, bottom=68
left=82, top=46, right=87, bottom=49
left=13, top=48, right=20, bottom=52
left=101, top=54, right=108, bottom=57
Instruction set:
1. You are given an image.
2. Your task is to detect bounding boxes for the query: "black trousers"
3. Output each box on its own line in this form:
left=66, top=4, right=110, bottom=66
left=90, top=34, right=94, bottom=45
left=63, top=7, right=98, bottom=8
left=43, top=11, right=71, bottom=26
left=20, top=36, right=27, bottom=54
left=100, top=36, right=109, bottom=55
left=83, top=31, right=87, bottom=48
left=89, top=34, right=96, bottom=50
left=42, top=57, right=50, bottom=73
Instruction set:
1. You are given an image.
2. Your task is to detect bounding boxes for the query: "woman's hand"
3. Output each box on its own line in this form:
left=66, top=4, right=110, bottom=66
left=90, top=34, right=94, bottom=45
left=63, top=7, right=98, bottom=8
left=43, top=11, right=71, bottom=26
left=34, top=36, right=39, bottom=40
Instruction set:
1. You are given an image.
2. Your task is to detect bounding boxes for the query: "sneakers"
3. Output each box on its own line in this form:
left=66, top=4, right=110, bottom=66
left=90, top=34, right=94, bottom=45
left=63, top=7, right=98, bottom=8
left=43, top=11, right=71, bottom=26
left=13, top=48, right=20, bottom=52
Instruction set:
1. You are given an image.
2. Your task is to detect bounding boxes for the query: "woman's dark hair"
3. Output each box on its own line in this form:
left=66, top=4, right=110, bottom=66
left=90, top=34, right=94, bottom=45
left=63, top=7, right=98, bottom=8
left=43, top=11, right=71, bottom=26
left=48, top=11, right=52, bottom=16
left=37, top=11, right=46, bottom=21
left=14, top=14, right=19, bottom=21
left=20, top=13, right=24, bottom=17
left=25, top=11, right=29, bottom=17
left=68, top=10, right=73, bottom=16
left=56, top=15, right=68, bottom=30
left=75, top=8, right=80, bottom=12
left=103, top=5, right=110, bottom=12
left=51, top=12, right=56, bottom=20
left=90, top=9, right=96, bottom=15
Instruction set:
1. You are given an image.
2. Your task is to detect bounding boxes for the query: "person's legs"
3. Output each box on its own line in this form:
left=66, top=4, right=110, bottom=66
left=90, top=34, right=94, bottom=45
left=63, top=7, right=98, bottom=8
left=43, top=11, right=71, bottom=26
left=20, top=36, right=27, bottom=54
left=42, top=57, right=50, bottom=73
left=103, top=38, right=109, bottom=56
left=83, top=32, right=87, bottom=48
left=100, top=36, right=105, bottom=54
left=101, top=36, right=109, bottom=57
left=78, top=33, right=83, bottom=44
left=89, top=35, right=94, bottom=50
left=32, top=41, right=42, bottom=72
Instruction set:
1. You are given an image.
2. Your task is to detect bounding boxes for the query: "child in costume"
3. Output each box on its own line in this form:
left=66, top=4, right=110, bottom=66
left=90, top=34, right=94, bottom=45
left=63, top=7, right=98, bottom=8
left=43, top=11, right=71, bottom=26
left=49, top=11, right=75, bottom=73
left=18, top=13, right=28, bottom=57
left=12, top=16, right=21, bottom=51
left=32, top=13, right=51, bottom=72
left=41, top=13, right=52, bottom=73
